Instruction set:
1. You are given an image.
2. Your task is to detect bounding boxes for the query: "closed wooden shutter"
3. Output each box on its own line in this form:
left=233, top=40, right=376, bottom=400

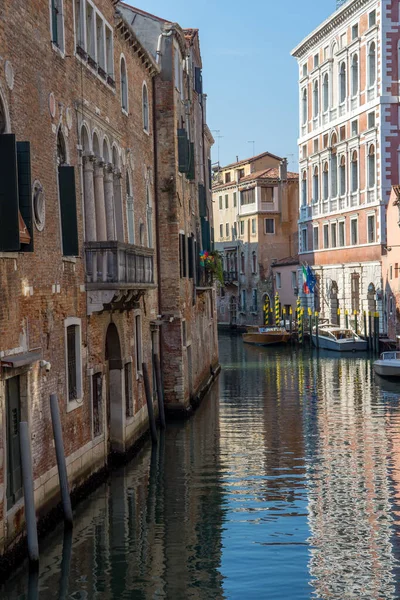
left=201, top=217, right=210, bottom=252
left=187, top=142, right=195, bottom=180
left=0, top=134, right=19, bottom=251
left=188, top=235, right=194, bottom=279
left=198, top=184, right=206, bottom=217
left=177, top=128, right=189, bottom=173
left=58, top=165, right=79, bottom=256
left=194, top=67, right=203, bottom=94
left=17, top=141, right=33, bottom=251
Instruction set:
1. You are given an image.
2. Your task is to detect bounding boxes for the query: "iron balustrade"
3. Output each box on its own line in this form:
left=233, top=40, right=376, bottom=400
left=85, top=241, right=154, bottom=288
left=223, top=270, right=238, bottom=283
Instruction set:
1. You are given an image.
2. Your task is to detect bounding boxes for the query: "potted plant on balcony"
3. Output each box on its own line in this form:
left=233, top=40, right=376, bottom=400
left=199, top=250, right=224, bottom=285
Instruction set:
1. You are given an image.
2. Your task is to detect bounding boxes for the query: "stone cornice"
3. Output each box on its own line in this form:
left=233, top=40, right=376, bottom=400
left=291, top=0, right=373, bottom=59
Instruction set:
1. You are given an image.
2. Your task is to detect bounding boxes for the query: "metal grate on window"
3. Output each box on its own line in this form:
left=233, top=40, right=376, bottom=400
left=67, top=325, right=78, bottom=401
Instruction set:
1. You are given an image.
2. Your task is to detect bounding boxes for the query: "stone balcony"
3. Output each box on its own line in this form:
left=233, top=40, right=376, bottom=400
left=84, top=241, right=155, bottom=314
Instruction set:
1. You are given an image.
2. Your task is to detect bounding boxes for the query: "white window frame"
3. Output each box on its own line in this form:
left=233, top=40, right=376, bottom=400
left=142, top=82, right=150, bottom=133
left=64, top=317, right=83, bottom=413
left=301, top=227, right=308, bottom=253
left=265, top=218, right=275, bottom=235
left=350, top=216, right=358, bottom=246
left=323, top=223, right=329, bottom=249
left=330, top=222, right=337, bottom=248
left=120, top=54, right=129, bottom=115
left=276, top=272, right=282, bottom=289
left=367, top=212, right=376, bottom=244
left=338, top=219, right=345, bottom=247
left=50, top=0, right=65, bottom=56
left=313, top=225, right=319, bottom=250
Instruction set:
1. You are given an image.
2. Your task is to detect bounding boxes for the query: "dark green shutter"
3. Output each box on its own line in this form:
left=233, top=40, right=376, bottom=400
left=198, top=184, right=206, bottom=217
left=188, top=235, right=194, bottom=279
left=195, top=67, right=203, bottom=94
left=51, top=0, right=59, bottom=45
left=17, top=141, right=33, bottom=252
left=187, top=142, right=195, bottom=180
left=201, top=217, right=211, bottom=252
left=0, top=134, right=19, bottom=251
left=177, top=128, right=189, bottom=173
left=208, top=158, right=212, bottom=189
left=58, top=166, right=79, bottom=256
left=211, top=226, right=215, bottom=251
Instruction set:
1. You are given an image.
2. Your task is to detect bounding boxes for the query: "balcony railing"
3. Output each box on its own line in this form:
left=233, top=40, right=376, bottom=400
left=223, top=270, right=238, bottom=283
left=349, top=192, right=358, bottom=207
left=85, top=241, right=154, bottom=289
left=196, top=266, right=213, bottom=289
left=367, top=189, right=376, bottom=204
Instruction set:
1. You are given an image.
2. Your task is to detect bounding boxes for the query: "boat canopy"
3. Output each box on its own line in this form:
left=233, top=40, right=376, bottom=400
left=379, top=351, right=400, bottom=360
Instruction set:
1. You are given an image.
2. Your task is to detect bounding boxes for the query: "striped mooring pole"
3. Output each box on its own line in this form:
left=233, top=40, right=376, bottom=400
left=298, top=307, right=304, bottom=344
left=264, top=297, right=270, bottom=325
left=275, top=292, right=280, bottom=325
left=354, top=310, right=358, bottom=334
left=345, top=309, right=349, bottom=329
left=337, top=307, right=341, bottom=327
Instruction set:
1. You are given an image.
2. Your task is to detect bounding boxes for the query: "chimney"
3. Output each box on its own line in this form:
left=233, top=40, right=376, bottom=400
left=279, top=158, right=288, bottom=182
left=236, top=155, right=239, bottom=163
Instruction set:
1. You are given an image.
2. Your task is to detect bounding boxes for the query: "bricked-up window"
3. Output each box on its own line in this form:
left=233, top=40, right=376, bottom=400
left=368, top=214, right=376, bottom=243
left=92, top=373, right=103, bottom=437
left=240, top=188, right=255, bottom=205
left=179, top=233, right=187, bottom=277
left=51, top=0, right=65, bottom=52
left=351, top=273, right=360, bottom=313
left=121, top=56, right=128, bottom=112
left=135, top=316, right=143, bottom=375
left=124, top=363, right=133, bottom=418
left=65, top=319, right=83, bottom=405
left=143, top=84, right=149, bottom=132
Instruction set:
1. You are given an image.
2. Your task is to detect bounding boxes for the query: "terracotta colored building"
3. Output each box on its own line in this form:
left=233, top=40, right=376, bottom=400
left=382, top=186, right=400, bottom=340
left=291, top=0, right=400, bottom=330
left=212, top=153, right=299, bottom=326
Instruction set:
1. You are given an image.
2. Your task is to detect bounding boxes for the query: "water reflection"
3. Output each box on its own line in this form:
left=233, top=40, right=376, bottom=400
left=3, top=334, right=400, bottom=598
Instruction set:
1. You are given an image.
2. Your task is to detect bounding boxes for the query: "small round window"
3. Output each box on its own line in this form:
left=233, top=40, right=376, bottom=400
left=32, top=180, right=45, bottom=231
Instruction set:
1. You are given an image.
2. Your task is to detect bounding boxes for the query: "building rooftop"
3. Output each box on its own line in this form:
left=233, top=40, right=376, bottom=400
left=221, top=151, right=283, bottom=170
left=271, top=255, right=300, bottom=267
left=240, top=167, right=298, bottom=183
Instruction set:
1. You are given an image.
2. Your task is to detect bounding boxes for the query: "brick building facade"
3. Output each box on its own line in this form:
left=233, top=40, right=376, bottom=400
left=0, top=0, right=218, bottom=562
left=292, top=0, right=400, bottom=331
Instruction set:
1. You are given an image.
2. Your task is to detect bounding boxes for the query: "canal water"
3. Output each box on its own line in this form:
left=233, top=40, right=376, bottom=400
left=3, top=332, right=400, bottom=599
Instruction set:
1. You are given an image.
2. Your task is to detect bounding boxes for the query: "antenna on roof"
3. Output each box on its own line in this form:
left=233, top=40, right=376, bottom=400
left=212, top=130, right=223, bottom=166
left=247, top=141, right=255, bottom=156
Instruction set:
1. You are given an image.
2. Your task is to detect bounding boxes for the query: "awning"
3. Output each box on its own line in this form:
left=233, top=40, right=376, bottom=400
left=0, top=350, right=42, bottom=368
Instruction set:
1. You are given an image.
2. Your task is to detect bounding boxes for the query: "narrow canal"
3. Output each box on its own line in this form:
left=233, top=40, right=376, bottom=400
left=3, top=332, right=400, bottom=599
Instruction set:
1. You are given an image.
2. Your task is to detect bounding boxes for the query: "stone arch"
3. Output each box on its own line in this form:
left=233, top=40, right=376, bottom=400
left=80, top=122, right=91, bottom=152
left=92, top=130, right=101, bottom=158
left=0, top=85, right=11, bottom=134
left=329, top=129, right=338, bottom=147
left=102, top=136, right=111, bottom=164
left=105, top=322, right=124, bottom=452
left=56, top=125, right=67, bottom=165
left=112, top=144, right=120, bottom=169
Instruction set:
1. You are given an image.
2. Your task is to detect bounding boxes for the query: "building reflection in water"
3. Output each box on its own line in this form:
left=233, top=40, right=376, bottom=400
left=302, top=354, right=400, bottom=599
left=1, top=386, right=225, bottom=600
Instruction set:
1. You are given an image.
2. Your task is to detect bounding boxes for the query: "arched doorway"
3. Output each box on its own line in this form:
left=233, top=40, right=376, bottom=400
left=229, top=295, right=237, bottom=326
left=105, top=323, right=124, bottom=452
left=330, top=281, right=339, bottom=324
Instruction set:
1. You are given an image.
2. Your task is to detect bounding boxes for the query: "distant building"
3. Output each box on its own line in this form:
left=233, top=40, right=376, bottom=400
left=271, top=256, right=300, bottom=318
left=212, top=154, right=299, bottom=326
left=292, top=0, right=400, bottom=332
left=382, top=186, right=400, bottom=341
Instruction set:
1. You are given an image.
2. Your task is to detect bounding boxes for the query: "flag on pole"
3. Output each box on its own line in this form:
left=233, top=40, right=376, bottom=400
left=302, top=265, right=310, bottom=294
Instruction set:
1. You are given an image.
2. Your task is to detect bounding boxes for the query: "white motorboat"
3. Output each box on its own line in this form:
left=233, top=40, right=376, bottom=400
left=312, top=325, right=368, bottom=352
left=373, top=352, right=400, bottom=378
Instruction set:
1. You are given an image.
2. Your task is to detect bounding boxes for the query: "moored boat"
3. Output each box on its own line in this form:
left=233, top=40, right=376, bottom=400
left=312, top=325, right=368, bottom=352
left=242, top=326, right=291, bottom=346
left=373, top=351, right=400, bottom=378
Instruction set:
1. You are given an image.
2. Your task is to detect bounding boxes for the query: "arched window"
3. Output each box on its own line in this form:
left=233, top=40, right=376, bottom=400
left=0, top=96, right=6, bottom=134
left=146, top=184, right=152, bottom=247
left=120, top=56, right=128, bottom=111
left=368, top=42, right=376, bottom=87
left=339, top=155, right=346, bottom=196
left=240, top=252, right=245, bottom=273
left=313, top=80, right=319, bottom=118
left=126, top=173, right=134, bottom=244
left=302, top=88, right=307, bottom=125
left=142, top=84, right=149, bottom=132
left=252, top=251, right=257, bottom=274
left=351, top=54, right=359, bottom=96
left=323, top=162, right=329, bottom=200
left=323, top=73, right=329, bottom=112
left=301, top=171, right=307, bottom=206
left=368, top=144, right=376, bottom=188
left=313, top=166, right=319, bottom=203
left=57, top=128, right=67, bottom=166
left=339, top=62, right=346, bottom=104
left=331, top=141, right=338, bottom=198
left=351, top=150, right=358, bottom=192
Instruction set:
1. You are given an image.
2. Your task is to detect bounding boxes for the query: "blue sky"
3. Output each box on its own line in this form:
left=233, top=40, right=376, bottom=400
left=126, top=1, right=337, bottom=171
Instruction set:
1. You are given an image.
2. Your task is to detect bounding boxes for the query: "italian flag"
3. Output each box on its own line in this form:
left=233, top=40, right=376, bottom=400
left=302, top=265, right=310, bottom=294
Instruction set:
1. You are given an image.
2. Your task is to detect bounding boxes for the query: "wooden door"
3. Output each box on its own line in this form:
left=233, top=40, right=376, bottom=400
left=6, top=376, right=23, bottom=509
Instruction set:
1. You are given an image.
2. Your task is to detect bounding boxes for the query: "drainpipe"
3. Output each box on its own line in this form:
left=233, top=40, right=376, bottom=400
left=156, top=29, right=173, bottom=64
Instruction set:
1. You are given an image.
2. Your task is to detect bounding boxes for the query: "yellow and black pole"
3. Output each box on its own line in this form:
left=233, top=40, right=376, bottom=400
left=337, top=307, right=341, bottom=328
left=345, top=309, right=349, bottom=329
left=264, top=296, right=270, bottom=325
left=315, top=311, right=319, bottom=348
left=363, top=310, right=368, bottom=349
left=308, top=307, right=313, bottom=348
left=275, top=292, right=280, bottom=325
left=289, top=306, right=293, bottom=334
left=354, top=310, right=358, bottom=334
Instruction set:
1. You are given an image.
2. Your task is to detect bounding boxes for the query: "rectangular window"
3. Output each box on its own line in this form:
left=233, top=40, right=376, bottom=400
left=351, top=120, right=358, bottom=136
left=340, top=32, right=347, bottom=48
left=240, top=189, right=255, bottom=205
left=313, top=139, right=319, bottom=154
left=179, top=233, right=187, bottom=276
left=367, top=214, right=375, bottom=243
left=105, top=26, right=114, bottom=78
left=225, top=194, right=229, bottom=209
left=314, top=54, right=319, bottom=68
left=225, top=172, right=231, bottom=183
left=340, top=125, right=346, bottom=141
left=58, top=166, right=79, bottom=256
left=352, top=24, right=359, bottom=40
left=251, top=218, right=256, bottom=234
left=302, top=63, right=307, bottom=77
left=265, top=218, right=275, bottom=234
left=65, top=321, right=82, bottom=404
left=135, top=315, right=142, bottom=374
left=291, top=271, right=297, bottom=289
left=233, top=222, right=237, bottom=238
left=219, top=224, right=223, bottom=239
left=219, top=195, right=222, bottom=210
left=313, top=226, right=319, bottom=250
left=368, top=111, right=375, bottom=129
left=233, top=192, right=237, bottom=207
left=96, top=14, right=105, bottom=71
left=241, top=290, right=246, bottom=311
left=323, top=134, right=329, bottom=148
left=324, top=46, right=329, bottom=61
left=301, top=228, right=308, bottom=252
left=369, top=10, right=376, bottom=27
left=338, top=221, right=345, bottom=247
left=238, top=168, right=245, bottom=179
left=92, top=372, right=103, bottom=437
left=323, top=224, right=329, bottom=249
left=225, top=223, right=229, bottom=237
left=276, top=272, right=282, bottom=289
left=390, top=264, right=393, bottom=279
left=261, top=187, right=274, bottom=203
left=188, top=235, right=194, bottom=279
left=302, top=144, right=307, bottom=158
left=331, top=222, right=337, bottom=248
left=350, top=218, right=358, bottom=245
left=395, top=263, right=399, bottom=278
left=75, top=0, right=84, bottom=48
left=86, top=2, right=95, bottom=59
left=252, top=289, right=258, bottom=311
left=124, top=363, right=133, bottom=418
left=240, top=221, right=245, bottom=236
left=51, top=0, right=64, bottom=52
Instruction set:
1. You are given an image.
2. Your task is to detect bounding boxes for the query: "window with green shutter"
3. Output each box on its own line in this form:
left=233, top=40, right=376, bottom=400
left=187, top=142, right=195, bottom=180
left=177, top=128, right=190, bottom=173
left=58, top=166, right=79, bottom=256
left=17, top=142, right=33, bottom=252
